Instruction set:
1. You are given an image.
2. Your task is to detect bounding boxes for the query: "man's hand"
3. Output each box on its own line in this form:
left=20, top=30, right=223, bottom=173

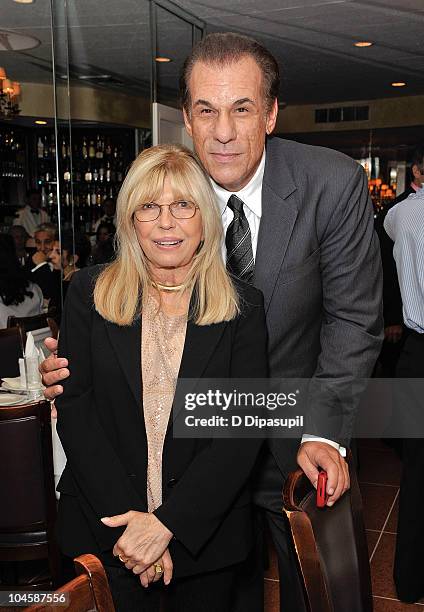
left=40, top=337, right=69, bottom=401
left=384, top=325, right=403, bottom=343
left=297, top=441, right=349, bottom=506
left=32, top=251, right=47, bottom=266
left=138, top=549, right=173, bottom=587
left=101, top=511, right=173, bottom=576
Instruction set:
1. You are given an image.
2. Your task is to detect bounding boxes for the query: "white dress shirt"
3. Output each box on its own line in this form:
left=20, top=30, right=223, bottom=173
left=384, top=188, right=424, bottom=333
left=13, top=206, right=50, bottom=238
left=210, top=150, right=345, bottom=456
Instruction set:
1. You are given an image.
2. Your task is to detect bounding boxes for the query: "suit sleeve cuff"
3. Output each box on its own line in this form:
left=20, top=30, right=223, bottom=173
left=301, top=434, right=347, bottom=457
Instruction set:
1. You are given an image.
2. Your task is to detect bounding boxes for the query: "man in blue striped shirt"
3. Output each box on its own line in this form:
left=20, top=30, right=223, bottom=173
left=384, top=187, right=424, bottom=603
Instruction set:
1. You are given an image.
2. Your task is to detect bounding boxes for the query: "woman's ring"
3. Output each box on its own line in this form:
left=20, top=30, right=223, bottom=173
left=118, top=554, right=128, bottom=563
left=154, top=563, right=163, bottom=575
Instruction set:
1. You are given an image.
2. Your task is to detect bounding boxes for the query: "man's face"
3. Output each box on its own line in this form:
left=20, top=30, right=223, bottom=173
left=28, top=193, right=42, bottom=210
left=35, top=231, right=54, bottom=256
left=10, top=227, right=26, bottom=250
left=183, top=56, right=278, bottom=192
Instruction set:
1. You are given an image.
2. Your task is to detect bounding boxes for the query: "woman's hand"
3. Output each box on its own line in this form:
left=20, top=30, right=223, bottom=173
left=138, top=549, right=173, bottom=587
left=101, top=511, right=173, bottom=574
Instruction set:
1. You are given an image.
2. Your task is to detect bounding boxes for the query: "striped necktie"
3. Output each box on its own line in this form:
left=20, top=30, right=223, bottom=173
left=225, top=194, right=255, bottom=282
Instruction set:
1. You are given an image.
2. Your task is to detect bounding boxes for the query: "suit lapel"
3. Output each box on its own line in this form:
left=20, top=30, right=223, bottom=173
left=104, top=317, right=142, bottom=408
left=254, top=138, right=299, bottom=311
left=170, top=317, right=228, bottom=426
left=104, top=295, right=227, bottom=426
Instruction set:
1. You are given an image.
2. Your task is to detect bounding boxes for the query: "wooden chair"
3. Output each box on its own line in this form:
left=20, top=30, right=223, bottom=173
left=7, top=313, right=58, bottom=355
left=0, top=399, right=61, bottom=588
left=25, top=554, right=115, bottom=612
left=0, top=326, right=24, bottom=378
left=283, top=452, right=373, bottom=612
left=8, top=312, right=58, bottom=338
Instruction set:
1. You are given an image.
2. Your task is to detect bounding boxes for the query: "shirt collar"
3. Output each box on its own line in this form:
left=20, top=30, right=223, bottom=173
left=211, top=150, right=266, bottom=218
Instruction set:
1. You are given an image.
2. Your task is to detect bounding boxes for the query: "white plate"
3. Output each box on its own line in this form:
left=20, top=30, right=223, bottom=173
left=2, top=377, right=43, bottom=392
left=2, top=377, right=24, bottom=390
left=0, top=393, right=28, bottom=406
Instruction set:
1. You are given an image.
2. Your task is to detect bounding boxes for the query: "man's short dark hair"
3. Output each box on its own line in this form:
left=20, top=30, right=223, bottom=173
left=180, top=32, right=280, bottom=113
left=411, top=146, right=424, bottom=169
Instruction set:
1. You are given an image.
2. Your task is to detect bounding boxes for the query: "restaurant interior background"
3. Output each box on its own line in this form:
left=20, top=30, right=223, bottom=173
left=1, top=0, right=424, bottom=307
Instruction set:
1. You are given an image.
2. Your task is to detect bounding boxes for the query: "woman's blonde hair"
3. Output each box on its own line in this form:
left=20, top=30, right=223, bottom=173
left=94, top=144, right=239, bottom=326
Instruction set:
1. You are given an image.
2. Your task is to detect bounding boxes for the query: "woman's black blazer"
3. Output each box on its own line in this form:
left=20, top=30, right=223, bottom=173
left=55, top=265, right=268, bottom=578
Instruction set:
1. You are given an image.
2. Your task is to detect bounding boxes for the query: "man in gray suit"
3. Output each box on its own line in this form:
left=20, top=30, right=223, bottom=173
left=41, top=32, right=383, bottom=611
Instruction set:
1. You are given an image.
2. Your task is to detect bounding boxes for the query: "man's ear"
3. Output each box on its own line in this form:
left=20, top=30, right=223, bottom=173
left=266, top=98, right=279, bottom=135
left=183, top=107, right=193, bottom=138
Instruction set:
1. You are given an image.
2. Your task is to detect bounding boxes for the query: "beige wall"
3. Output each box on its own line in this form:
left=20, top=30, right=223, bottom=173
left=19, top=82, right=150, bottom=128
left=277, top=95, right=424, bottom=134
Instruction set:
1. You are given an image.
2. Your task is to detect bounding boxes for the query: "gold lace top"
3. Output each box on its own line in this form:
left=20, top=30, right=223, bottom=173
left=141, top=294, right=187, bottom=512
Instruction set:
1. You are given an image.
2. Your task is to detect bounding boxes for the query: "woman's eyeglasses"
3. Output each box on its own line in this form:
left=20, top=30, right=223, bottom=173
left=134, top=200, right=198, bottom=222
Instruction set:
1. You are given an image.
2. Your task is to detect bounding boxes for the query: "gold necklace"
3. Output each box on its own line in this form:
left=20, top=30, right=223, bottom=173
left=151, top=280, right=185, bottom=292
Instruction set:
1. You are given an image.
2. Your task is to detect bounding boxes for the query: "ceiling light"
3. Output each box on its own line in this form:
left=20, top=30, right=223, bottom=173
left=78, top=74, right=111, bottom=80
left=0, top=69, right=21, bottom=119
left=13, top=0, right=35, bottom=3
left=35, top=120, right=47, bottom=125
left=354, top=41, right=373, bottom=48
left=155, top=57, right=172, bottom=63
left=391, top=82, right=406, bottom=87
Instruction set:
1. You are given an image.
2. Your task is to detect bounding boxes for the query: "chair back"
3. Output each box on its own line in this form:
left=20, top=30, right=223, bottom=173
left=25, top=554, right=116, bottom=612
left=7, top=313, right=58, bottom=353
left=0, top=326, right=23, bottom=378
left=8, top=313, right=49, bottom=334
left=283, top=453, right=373, bottom=612
left=0, top=400, right=56, bottom=534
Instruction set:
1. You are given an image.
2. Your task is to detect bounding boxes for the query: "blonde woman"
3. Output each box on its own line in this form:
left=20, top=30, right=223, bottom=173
left=54, top=144, right=268, bottom=611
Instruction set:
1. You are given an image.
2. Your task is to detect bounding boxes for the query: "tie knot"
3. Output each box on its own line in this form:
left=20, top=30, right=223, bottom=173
left=227, top=194, right=245, bottom=215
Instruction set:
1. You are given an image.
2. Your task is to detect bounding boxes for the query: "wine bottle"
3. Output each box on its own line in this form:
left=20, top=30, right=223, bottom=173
left=37, top=137, right=44, bottom=159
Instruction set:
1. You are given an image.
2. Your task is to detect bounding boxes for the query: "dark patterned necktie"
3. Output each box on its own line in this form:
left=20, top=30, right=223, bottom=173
left=225, top=194, right=255, bottom=282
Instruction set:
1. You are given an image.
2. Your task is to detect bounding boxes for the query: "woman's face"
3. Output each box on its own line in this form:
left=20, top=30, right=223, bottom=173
left=49, top=241, right=62, bottom=270
left=97, top=227, right=110, bottom=243
left=133, top=176, right=203, bottom=279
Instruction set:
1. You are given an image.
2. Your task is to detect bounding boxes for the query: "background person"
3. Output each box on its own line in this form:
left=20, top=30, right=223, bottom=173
left=27, top=223, right=57, bottom=304
left=8, top=225, right=31, bottom=268
left=54, top=144, right=268, bottom=611
left=90, top=222, right=116, bottom=265
left=0, top=234, right=43, bottom=329
left=93, top=197, right=116, bottom=233
left=384, top=188, right=424, bottom=604
left=13, top=189, right=50, bottom=237
left=48, top=232, right=91, bottom=323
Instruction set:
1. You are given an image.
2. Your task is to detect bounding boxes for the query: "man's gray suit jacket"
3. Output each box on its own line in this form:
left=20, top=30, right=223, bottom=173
left=252, top=137, right=383, bottom=473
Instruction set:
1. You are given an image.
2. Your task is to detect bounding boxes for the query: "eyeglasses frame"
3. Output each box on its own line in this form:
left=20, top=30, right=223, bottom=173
left=133, top=201, right=199, bottom=223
